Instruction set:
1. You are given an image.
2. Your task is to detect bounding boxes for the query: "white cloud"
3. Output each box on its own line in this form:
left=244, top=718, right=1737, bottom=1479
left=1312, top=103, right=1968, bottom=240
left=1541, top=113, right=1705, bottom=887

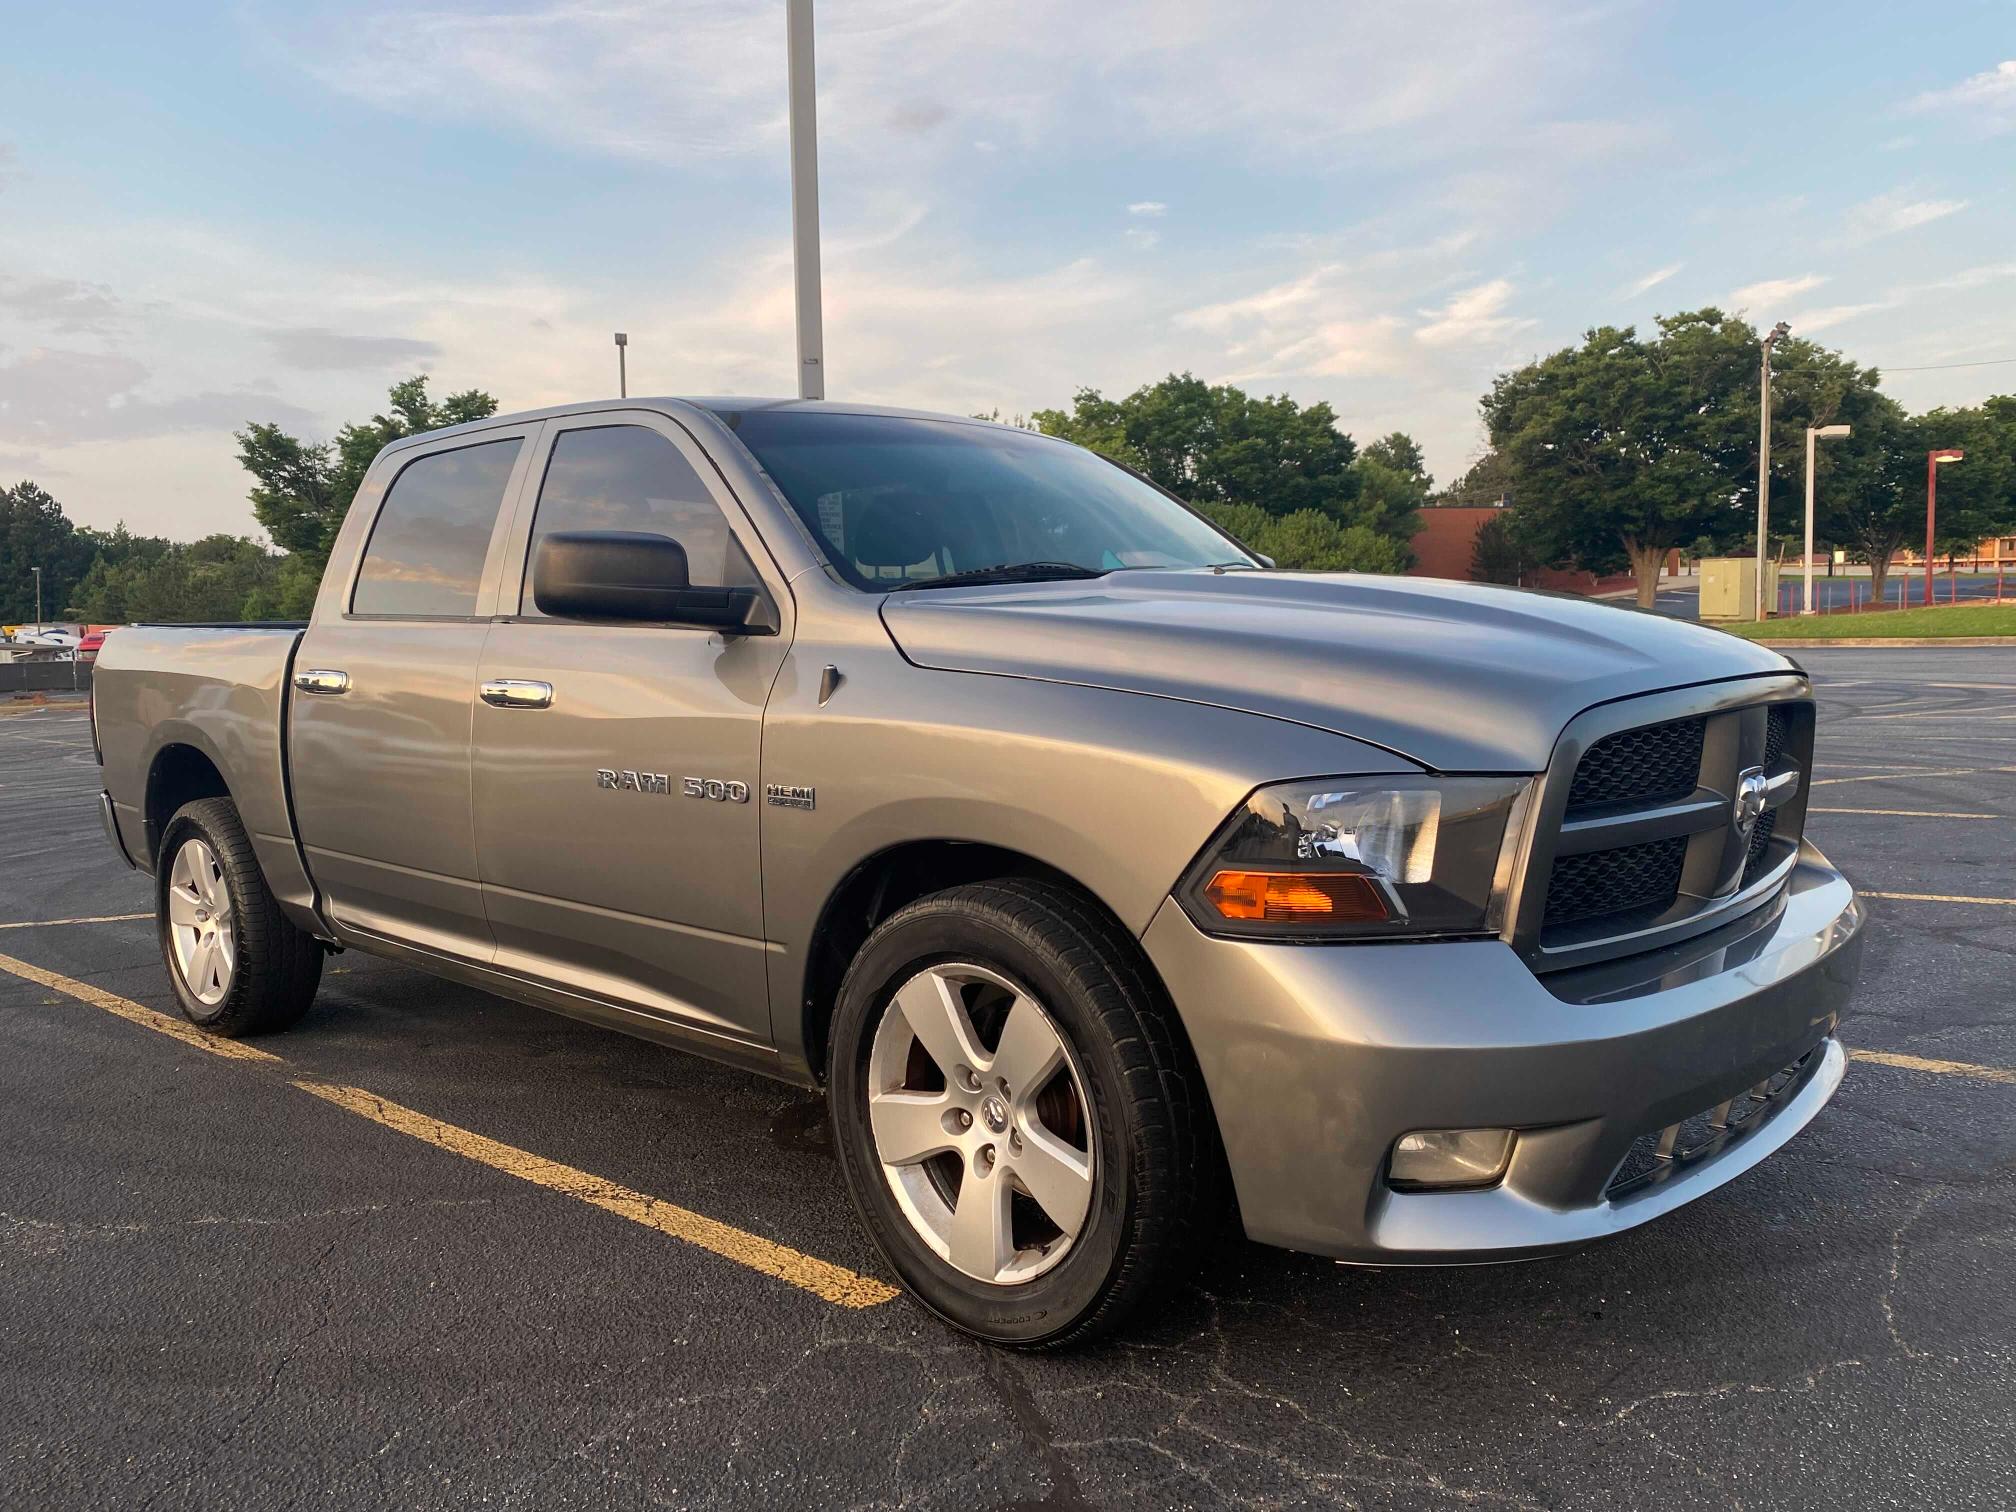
left=1619, top=262, right=1682, bottom=299
left=266, top=327, right=441, bottom=371
left=1127, top=201, right=1167, bottom=217
left=1906, top=59, right=2016, bottom=132
left=1729, top=273, right=1827, bottom=310
left=1780, top=303, right=1886, bottom=336
left=1845, top=191, right=1968, bottom=241
left=1414, top=280, right=1536, bottom=347
left=1123, top=227, right=1161, bottom=250
left=259, top=0, right=1601, bottom=169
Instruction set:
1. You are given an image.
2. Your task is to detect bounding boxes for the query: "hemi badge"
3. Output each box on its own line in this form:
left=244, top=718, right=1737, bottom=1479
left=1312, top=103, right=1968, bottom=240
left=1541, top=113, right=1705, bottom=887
left=765, top=784, right=816, bottom=810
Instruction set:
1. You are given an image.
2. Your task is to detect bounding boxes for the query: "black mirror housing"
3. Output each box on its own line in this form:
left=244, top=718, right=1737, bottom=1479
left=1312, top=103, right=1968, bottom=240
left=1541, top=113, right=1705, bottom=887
left=532, top=531, right=771, bottom=632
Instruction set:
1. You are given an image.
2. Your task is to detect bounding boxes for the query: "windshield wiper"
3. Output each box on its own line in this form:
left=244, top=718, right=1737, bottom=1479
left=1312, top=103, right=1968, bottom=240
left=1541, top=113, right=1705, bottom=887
left=886, top=561, right=1110, bottom=593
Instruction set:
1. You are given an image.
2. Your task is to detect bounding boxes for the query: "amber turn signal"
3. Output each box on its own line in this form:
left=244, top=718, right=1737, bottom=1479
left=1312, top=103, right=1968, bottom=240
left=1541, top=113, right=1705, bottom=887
left=1202, top=869, right=1391, bottom=924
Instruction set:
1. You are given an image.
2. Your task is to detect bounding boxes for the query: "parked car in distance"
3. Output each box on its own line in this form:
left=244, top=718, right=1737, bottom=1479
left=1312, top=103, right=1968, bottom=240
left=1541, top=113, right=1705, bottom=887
left=14, top=626, right=80, bottom=649
left=90, top=397, right=1865, bottom=1347
left=75, top=629, right=109, bottom=663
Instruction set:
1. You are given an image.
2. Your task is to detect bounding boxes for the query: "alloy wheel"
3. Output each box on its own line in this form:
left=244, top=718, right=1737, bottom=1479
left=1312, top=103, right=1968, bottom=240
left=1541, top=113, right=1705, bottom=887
left=166, top=838, right=235, bottom=1006
left=866, top=962, right=1096, bottom=1285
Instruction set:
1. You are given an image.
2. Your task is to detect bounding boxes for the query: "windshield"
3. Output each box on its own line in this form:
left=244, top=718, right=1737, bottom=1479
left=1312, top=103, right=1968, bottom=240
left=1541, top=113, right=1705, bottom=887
left=723, top=410, right=1255, bottom=590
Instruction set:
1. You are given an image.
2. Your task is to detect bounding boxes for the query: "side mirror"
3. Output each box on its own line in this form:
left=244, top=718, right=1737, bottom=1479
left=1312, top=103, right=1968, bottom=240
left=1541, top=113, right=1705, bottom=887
left=1256, top=554, right=1277, bottom=569
left=532, top=531, right=771, bottom=633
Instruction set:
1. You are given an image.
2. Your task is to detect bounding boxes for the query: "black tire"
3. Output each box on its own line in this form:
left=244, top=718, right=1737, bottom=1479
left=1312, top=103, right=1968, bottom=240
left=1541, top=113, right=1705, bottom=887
left=828, top=878, right=1224, bottom=1349
left=156, top=797, right=322, bottom=1037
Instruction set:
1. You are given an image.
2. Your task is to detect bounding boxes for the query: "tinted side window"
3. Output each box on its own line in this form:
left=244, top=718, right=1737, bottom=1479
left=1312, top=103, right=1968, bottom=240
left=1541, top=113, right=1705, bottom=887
left=352, top=439, right=522, bottom=617
left=525, top=426, right=747, bottom=608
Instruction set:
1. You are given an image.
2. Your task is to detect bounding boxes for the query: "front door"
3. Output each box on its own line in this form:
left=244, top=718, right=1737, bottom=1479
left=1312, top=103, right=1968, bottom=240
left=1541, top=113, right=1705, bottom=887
left=470, top=413, right=790, bottom=1042
left=291, top=428, right=537, bottom=962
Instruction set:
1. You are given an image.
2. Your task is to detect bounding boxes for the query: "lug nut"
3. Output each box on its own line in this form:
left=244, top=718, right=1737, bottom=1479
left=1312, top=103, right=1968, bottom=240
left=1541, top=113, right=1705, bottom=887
left=977, top=1144, right=996, bottom=1173
left=957, top=1110, right=973, bottom=1129
left=959, top=1067, right=982, bottom=1092
left=996, top=1076, right=1011, bottom=1098
left=1009, top=1130, right=1023, bottom=1155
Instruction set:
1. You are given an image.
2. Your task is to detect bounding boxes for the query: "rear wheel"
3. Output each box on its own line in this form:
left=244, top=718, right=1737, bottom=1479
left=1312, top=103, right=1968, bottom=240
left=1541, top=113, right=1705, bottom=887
left=828, top=879, right=1223, bottom=1348
left=157, top=797, right=321, bottom=1036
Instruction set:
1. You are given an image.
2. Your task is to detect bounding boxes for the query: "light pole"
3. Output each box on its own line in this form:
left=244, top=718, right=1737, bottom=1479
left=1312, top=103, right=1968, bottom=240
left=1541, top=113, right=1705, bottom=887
left=1802, top=423, right=1850, bottom=615
left=1926, top=448, right=1964, bottom=608
left=31, top=565, right=41, bottom=634
left=613, top=332, right=628, bottom=398
left=1754, top=321, right=1790, bottom=620
left=786, top=0, right=825, bottom=400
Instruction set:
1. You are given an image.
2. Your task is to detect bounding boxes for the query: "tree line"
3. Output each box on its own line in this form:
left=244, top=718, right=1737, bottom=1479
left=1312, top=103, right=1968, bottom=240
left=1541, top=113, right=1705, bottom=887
left=8, top=315, right=2011, bottom=623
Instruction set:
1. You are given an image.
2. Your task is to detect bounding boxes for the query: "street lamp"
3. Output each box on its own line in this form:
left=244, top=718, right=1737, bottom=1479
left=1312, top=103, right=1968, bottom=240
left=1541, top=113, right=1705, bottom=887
left=1926, top=448, right=1964, bottom=608
left=1802, top=423, right=1850, bottom=615
left=613, top=332, right=628, bottom=398
left=30, top=565, right=41, bottom=635
left=1754, top=321, right=1791, bottom=620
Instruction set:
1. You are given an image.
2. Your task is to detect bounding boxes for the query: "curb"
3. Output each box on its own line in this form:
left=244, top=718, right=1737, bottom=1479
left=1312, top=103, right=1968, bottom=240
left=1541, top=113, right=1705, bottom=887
left=1750, top=637, right=2015, bottom=649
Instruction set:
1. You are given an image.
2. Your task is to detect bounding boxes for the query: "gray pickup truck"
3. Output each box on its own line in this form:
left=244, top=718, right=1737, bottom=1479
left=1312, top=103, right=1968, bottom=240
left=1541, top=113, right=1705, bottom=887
left=93, top=398, right=1864, bottom=1346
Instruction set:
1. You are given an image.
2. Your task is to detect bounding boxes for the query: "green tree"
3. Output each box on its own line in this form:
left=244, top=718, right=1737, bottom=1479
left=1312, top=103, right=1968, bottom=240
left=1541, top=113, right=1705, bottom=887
left=1483, top=310, right=1766, bottom=608
left=1196, top=502, right=1410, bottom=574
left=1033, top=373, right=1361, bottom=520
left=1469, top=512, right=1531, bottom=585
left=1361, top=431, right=1430, bottom=489
left=0, top=481, right=96, bottom=623
left=70, top=535, right=284, bottom=623
left=238, top=375, right=498, bottom=617
left=1436, top=448, right=1515, bottom=506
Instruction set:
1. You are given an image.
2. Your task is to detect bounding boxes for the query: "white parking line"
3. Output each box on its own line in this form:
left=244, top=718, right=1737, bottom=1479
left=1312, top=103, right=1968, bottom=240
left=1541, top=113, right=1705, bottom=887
left=0, top=913, right=151, bottom=931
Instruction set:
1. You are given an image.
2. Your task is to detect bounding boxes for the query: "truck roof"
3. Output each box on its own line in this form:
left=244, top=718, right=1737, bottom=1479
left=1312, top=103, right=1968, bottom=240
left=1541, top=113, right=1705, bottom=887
left=376, top=396, right=1010, bottom=457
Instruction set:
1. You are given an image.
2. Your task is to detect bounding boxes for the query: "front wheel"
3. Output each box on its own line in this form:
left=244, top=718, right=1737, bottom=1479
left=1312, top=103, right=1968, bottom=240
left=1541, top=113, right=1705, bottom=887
left=828, top=879, right=1223, bottom=1348
left=157, top=797, right=322, bottom=1037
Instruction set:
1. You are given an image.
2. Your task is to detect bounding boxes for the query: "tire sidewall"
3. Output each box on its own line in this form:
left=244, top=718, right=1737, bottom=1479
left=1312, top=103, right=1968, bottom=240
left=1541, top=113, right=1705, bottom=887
left=156, top=806, right=251, bottom=1029
left=830, top=899, right=1138, bottom=1346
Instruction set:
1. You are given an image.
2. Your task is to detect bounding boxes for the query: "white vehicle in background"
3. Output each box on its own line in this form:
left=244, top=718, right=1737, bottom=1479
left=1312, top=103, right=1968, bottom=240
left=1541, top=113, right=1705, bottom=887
left=12, top=627, right=80, bottom=650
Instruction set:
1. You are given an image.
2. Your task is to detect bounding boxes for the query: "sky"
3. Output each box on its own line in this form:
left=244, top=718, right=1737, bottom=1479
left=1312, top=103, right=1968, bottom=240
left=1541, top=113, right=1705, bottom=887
left=2, top=0, right=2013, bottom=539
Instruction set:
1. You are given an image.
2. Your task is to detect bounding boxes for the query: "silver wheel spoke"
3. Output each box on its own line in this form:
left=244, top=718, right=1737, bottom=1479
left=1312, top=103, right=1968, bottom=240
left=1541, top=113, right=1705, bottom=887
left=1014, top=1126, right=1094, bottom=1238
left=947, top=1165, right=1013, bottom=1279
left=193, top=854, right=219, bottom=909
left=992, top=996, right=1065, bottom=1094
left=892, top=970, right=988, bottom=1082
left=188, top=934, right=218, bottom=994
left=214, top=924, right=236, bottom=977
left=869, top=1090, right=958, bottom=1167
left=166, top=887, right=202, bottom=927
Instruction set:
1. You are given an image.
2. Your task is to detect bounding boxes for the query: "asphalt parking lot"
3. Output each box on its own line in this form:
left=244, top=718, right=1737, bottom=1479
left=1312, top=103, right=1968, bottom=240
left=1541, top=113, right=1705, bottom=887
left=3, top=649, right=2014, bottom=1511
left=1650, top=574, right=2007, bottom=618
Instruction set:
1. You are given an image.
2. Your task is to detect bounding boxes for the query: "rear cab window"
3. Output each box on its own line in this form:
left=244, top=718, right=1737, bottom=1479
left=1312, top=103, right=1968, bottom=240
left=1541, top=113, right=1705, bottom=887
left=352, top=439, right=524, bottom=617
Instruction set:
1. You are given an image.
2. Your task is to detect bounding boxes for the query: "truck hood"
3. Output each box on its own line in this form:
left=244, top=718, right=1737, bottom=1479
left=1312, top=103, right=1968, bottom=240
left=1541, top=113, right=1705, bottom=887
left=879, top=571, right=1797, bottom=771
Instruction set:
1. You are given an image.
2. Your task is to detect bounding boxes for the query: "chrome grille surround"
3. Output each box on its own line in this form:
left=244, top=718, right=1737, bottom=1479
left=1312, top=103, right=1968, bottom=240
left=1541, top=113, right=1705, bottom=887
left=1504, top=676, right=1815, bottom=974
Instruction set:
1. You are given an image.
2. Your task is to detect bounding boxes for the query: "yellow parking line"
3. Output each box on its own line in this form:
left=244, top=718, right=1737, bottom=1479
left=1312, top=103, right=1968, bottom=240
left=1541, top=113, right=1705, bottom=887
left=1850, top=1048, right=2016, bottom=1086
left=0, top=949, right=281, bottom=1063
left=1811, top=766, right=2016, bottom=787
left=0, top=912, right=152, bottom=931
left=1811, top=807, right=1998, bottom=818
left=1861, top=890, right=2016, bottom=906
left=0, top=950, right=899, bottom=1310
left=297, top=1080, right=897, bottom=1308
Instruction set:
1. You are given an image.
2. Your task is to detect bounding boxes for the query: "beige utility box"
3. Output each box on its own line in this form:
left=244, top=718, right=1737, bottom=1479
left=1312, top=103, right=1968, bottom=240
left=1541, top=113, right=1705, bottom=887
left=1699, top=557, right=1781, bottom=620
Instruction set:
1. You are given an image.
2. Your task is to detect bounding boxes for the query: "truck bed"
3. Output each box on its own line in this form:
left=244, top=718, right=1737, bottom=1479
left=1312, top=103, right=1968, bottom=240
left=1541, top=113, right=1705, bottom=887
left=93, top=624, right=316, bottom=923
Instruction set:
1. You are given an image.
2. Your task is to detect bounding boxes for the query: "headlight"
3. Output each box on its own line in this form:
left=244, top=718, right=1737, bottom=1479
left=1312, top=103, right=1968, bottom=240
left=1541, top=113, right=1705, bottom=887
left=1178, top=776, right=1533, bottom=940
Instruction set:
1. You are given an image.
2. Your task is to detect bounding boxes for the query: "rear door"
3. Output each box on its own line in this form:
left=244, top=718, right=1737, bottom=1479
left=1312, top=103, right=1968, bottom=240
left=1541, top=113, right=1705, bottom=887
left=470, top=412, right=790, bottom=1042
left=290, top=425, right=540, bottom=961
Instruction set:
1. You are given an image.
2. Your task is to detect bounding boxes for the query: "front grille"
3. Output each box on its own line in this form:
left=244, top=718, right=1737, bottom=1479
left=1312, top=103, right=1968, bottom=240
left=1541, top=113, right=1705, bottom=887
left=1544, top=836, right=1686, bottom=927
left=1764, top=705, right=1791, bottom=767
left=1532, top=692, right=1814, bottom=964
left=1607, top=1050, right=1818, bottom=1199
left=1567, top=718, right=1704, bottom=813
left=1741, top=808, right=1778, bottom=888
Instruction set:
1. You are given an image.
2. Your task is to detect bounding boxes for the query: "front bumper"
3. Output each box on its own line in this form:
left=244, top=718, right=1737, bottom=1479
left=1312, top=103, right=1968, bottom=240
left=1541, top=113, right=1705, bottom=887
left=1144, top=839, right=1864, bottom=1263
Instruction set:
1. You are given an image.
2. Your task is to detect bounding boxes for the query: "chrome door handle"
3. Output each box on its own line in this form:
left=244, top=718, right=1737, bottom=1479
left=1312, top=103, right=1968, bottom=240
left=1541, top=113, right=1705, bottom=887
left=480, top=679, right=554, bottom=710
left=293, top=668, right=350, bottom=695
